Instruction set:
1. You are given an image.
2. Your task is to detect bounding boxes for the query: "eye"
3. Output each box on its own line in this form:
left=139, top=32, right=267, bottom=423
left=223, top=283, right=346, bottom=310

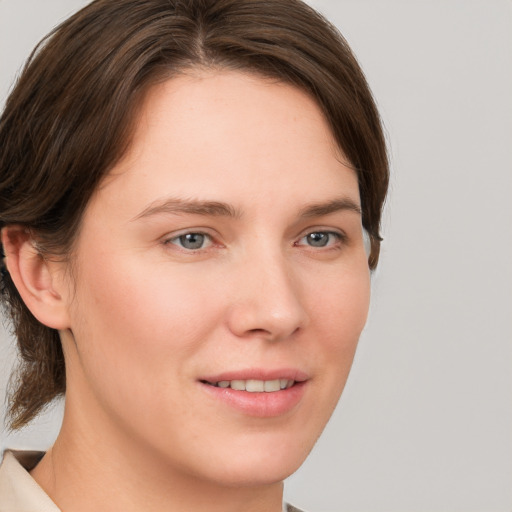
left=167, top=232, right=212, bottom=250
left=296, top=231, right=344, bottom=248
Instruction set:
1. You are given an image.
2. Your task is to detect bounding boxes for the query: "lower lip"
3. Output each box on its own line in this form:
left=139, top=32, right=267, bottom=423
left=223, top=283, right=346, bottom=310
left=200, top=381, right=307, bottom=418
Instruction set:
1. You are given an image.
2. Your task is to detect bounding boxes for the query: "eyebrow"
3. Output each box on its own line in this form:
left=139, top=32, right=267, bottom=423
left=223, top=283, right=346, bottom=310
left=132, top=196, right=361, bottom=221
left=132, top=197, right=241, bottom=221
left=299, top=197, right=362, bottom=217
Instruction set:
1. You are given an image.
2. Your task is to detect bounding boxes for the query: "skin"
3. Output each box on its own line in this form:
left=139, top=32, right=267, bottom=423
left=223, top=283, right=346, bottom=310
left=5, top=71, right=370, bottom=512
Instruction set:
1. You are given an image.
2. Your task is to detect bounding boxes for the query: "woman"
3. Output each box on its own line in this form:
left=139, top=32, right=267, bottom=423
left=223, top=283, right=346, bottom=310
left=0, top=0, right=388, bottom=511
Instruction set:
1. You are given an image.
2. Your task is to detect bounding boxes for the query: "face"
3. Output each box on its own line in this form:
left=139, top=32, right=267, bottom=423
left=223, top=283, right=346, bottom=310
left=59, top=71, right=370, bottom=486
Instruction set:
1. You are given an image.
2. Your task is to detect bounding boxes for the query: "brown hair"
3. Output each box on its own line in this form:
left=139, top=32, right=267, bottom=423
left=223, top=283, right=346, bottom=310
left=0, top=0, right=389, bottom=429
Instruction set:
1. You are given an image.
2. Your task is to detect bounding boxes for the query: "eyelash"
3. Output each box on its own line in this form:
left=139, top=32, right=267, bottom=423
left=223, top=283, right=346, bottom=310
left=164, top=229, right=346, bottom=252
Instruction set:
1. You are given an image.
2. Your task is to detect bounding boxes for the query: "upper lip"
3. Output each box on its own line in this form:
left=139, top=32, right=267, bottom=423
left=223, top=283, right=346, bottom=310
left=199, top=368, right=309, bottom=384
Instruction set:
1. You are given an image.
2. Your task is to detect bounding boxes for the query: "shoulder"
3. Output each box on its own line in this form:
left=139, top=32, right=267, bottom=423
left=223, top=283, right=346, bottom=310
left=0, top=450, right=60, bottom=511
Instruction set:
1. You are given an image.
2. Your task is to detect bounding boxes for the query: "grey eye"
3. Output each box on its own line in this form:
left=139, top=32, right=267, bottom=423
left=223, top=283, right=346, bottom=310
left=175, top=233, right=208, bottom=250
left=306, top=232, right=331, bottom=247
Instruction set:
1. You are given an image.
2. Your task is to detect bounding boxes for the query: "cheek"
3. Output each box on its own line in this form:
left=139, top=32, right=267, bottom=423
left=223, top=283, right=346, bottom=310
left=67, top=256, right=222, bottom=405
left=307, top=265, right=370, bottom=383
left=76, top=253, right=216, bottom=340
left=310, top=260, right=370, bottom=337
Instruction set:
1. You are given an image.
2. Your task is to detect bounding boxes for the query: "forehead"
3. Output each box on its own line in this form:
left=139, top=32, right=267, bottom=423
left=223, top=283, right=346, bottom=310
left=96, top=70, right=359, bottom=216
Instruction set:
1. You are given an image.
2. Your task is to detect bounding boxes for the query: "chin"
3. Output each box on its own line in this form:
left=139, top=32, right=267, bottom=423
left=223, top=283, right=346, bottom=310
left=191, top=430, right=317, bottom=488
left=211, top=457, right=306, bottom=488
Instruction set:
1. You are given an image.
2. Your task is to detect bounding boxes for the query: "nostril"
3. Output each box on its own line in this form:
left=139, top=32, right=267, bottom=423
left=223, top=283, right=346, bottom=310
left=247, top=328, right=270, bottom=335
left=225, top=281, right=308, bottom=340
left=245, top=326, right=301, bottom=341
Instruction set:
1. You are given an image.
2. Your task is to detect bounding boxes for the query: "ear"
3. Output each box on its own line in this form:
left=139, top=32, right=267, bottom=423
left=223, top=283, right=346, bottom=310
left=1, top=225, right=71, bottom=330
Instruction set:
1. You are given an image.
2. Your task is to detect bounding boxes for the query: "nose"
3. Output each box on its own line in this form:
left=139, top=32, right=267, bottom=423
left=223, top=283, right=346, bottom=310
left=225, top=249, right=309, bottom=342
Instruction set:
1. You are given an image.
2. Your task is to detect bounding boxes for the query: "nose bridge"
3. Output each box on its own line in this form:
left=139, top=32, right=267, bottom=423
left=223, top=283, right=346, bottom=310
left=227, top=242, right=308, bottom=340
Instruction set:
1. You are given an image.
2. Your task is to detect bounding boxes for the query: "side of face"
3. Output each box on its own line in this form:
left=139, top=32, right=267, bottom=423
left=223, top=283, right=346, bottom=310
left=43, top=72, right=371, bottom=485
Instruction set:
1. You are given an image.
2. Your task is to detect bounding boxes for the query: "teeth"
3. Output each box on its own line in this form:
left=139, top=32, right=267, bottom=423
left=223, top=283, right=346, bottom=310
left=264, top=380, right=281, bottom=392
left=246, top=379, right=264, bottom=392
left=213, top=379, right=295, bottom=392
left=230, top=380, right=246, bottom=391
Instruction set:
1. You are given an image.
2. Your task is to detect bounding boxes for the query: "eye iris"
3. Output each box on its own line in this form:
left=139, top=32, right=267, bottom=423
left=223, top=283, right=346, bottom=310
left=179, top=233, right=205, bottom=250
left=307, top=232, right=329, bottom=247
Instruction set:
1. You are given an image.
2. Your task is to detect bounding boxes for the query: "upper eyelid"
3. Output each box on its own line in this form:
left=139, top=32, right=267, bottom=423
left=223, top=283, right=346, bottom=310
left=297, top=227, right=347, bottom=240
left=162, top=228, right=215, bottom=241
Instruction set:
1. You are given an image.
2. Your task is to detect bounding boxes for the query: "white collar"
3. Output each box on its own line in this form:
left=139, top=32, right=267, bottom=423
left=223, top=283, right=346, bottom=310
left=0, top=450, right=60, bottom=512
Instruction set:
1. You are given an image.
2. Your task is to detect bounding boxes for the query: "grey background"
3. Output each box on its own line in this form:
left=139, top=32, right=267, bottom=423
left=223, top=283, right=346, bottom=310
left=1, top=1, right=511, bottom=511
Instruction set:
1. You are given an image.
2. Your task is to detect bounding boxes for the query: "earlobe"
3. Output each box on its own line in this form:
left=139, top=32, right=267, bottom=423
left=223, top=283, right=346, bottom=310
left=1, top=225, right=71, bottom=330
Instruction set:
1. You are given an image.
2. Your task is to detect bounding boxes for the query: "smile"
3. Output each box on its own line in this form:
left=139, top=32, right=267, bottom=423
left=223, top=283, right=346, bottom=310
left=198, top=370, right=308, bottom=417
left=205, top=379, right=296, bottom=392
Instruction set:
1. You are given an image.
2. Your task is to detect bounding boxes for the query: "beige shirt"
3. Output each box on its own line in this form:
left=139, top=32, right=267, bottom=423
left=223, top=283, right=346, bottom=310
left=0, top=450, right=304, bottom=512
left=0, top=450, right=59, bottom=512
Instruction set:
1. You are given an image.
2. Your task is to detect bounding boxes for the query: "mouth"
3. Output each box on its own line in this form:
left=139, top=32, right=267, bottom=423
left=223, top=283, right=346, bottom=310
left=198, top=370, right=308, bottom=417
left=201, top=379, right=296, bottom=392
